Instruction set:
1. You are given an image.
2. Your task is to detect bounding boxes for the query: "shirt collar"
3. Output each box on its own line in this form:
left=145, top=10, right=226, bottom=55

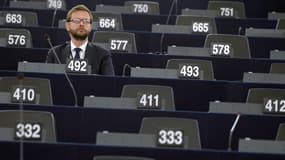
left=70, top=41, right=88, bottom=53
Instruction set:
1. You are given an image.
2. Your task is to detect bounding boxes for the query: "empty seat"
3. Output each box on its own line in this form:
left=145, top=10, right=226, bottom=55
left=181, top=8, right=220, bottom=17
left=92, top=12, right=124, bottom=31
left=204, top=34, right=251, bottom=58
left=94, top=156, right=154, bottom=160
left=92, top=31, right=137, bottom=53
left=10, top=0, right=66, bottom=10
left=0, top=10, right=38, bottom=26
left=245, top=28, right=285, bottom=38
left=0, top=28, right=32, bottom=48
left=0, top=76, right=53, bottom=105
left=207, top=1, right=246, bottom=18
left=270, top=63, right=285, bottom=74
left=140, top=117, right=201, bottom=149
left=121, top=84, right=175, bottom=111
left=96, top=4, right=132, bottom=14
left=0, top=110, right=56, bottom=142
left=165, top=59, right=214, bottom=80
left=124, top=1, right=160, bottom=15
left=176, top=15, right=217, bottom=34
left=276, top=123, right=285, bottom=141
left=246, top=88, right=285, bottom=104
left=277, top=19, right=285, bottom=29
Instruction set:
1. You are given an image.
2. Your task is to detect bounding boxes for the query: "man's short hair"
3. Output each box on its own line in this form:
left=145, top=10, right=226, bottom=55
left=66, top=4, right=93, bottom=22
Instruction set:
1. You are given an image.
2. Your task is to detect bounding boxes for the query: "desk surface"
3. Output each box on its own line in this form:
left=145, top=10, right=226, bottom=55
left=1, top=25, right=285, bottom=58
left=1, top=7, right=277, bottom=33
left=1, top=140, right=285, bottom=160
left=4, top=0, right=285, bottom=18
left=1, top=70, right=285, bottom=111
left=0, top=104, right=284, bottom=151
left=3, top=47, right=285, bottom=81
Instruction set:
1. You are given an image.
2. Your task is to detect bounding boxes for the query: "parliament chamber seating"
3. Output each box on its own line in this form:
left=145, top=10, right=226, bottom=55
left=124, top=1, right=160, bottom=15
left=0, top=27, right=33, bottom=48
left=0, top=10, right=39, bottom=27
left=92, top=31, right=137, bottom=53
left=207, top=1, right=246, bottom=18
left=165, top=58, right=214, bottom=80
left=139, top=117, right=201, bottom=149
left=0, top=76, right=53, bottom=105
left=91, top=12, right=124, bottom=31
left=0, top=110, right=57, bottom=142
left=1, top=0, right=285, bottom=160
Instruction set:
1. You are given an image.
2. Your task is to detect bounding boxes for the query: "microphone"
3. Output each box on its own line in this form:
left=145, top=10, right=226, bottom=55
left=238, top=26, right=243, bottom=35
left=228, top=113, right=241, bottom=151
left=122, top=64, right=132, bottom=76
left=16, top=72, right=24, bottom=160
left=51, top=5, right=58, bottom=27
left=160, top=0, right=178, bottom=54
left=45, top=34, right=79, bottom=106
left=165, top=0, right=177, bottom=25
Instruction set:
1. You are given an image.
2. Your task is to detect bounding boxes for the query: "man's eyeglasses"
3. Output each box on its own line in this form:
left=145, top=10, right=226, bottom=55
left=68, top=18, right=91, bottom=24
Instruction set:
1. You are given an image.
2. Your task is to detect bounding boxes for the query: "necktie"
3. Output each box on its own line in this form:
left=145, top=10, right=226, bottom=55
left=74, top=48, right=81, bottom=59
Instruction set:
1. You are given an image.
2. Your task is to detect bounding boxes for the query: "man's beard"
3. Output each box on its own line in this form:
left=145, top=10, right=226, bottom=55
left=69, top=28, right=89, bottom=41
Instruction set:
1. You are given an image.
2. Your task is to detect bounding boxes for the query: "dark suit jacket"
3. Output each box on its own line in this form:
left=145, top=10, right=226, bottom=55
left=46, top=42, right=114, bottom=75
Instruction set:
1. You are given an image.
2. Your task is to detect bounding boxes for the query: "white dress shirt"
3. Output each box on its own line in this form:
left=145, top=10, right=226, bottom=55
left=70, top=41, right=88, bottom=59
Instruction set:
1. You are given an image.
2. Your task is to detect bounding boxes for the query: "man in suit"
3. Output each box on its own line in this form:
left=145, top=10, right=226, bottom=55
left=46, top=4, right=114, bottom=75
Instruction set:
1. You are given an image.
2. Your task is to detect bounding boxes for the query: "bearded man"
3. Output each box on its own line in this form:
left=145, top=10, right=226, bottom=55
left=46, top=4, right=114, bottom=75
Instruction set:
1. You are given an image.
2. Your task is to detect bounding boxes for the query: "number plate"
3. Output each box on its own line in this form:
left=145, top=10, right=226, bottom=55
left=4, top=13, right=24, bottom=26
left=178, top=63, right=202, bottom=79
left=98, top=17, right=117, bottom=30
left=263, top=98, right=285, bottom=114
left=191, top=22, right=211, bottom=33
left=136, top=92, right=162, bottom=109
left=6, top=34, right=27, bottom=47
left=66, top=58, right=88, bottom=74
left=11, top=85, right=37, bottom=104
left=210, top=43, right=232, bottom=57
left=14, top=122, right=42, bottom=141
left=219, top=7, right=235, bottom=17
left=132, top=3, right=149, bottom=14
left=47, top=0, right=63, bottom=9
left=156, top=129, right=184, bottom=147
left=109, top=39, right=130, bottom=52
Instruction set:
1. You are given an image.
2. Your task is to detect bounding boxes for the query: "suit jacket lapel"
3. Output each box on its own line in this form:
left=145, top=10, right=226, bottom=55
left=85, top=42, right=94, bottom=65
left=62, top=43, right=71, bottom=63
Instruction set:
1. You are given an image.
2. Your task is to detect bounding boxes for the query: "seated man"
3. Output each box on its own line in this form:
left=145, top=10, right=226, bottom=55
left=46, top=4, right=114, bottom=75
